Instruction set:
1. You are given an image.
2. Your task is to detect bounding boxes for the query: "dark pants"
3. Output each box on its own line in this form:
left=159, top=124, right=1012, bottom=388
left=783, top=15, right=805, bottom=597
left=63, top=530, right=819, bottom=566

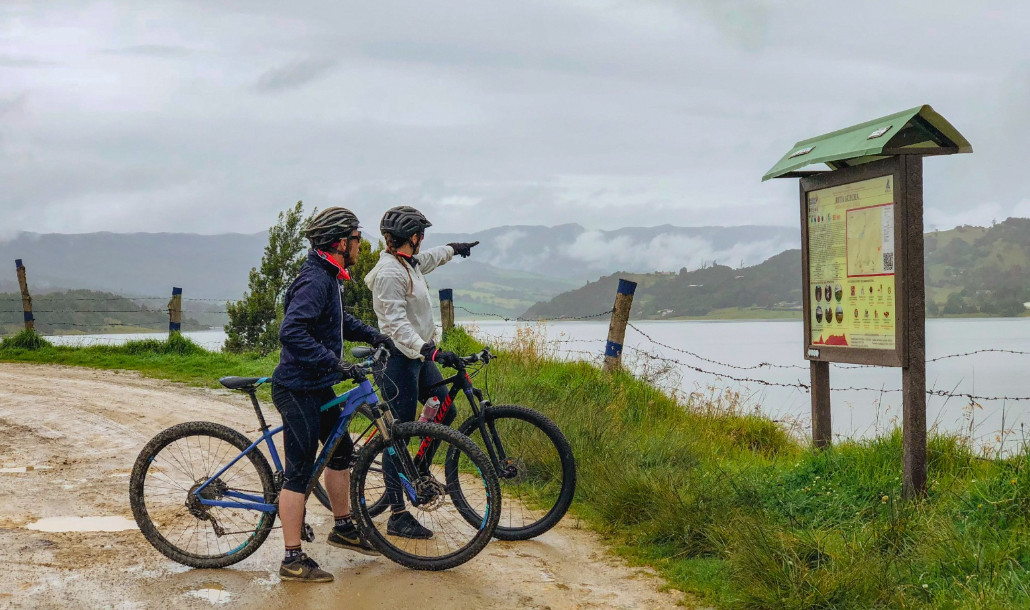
left=377, top=350, right=455, bottom=511
left=272, top=383, right=354, bottom=494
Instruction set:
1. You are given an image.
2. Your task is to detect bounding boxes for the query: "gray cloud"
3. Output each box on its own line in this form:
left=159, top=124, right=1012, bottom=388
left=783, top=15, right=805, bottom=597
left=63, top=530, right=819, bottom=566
left=252, top=58, right=339, bottom=93
left=0, top=0, right=1027, bottom=237
left=0, top=54, right=52, bottom=67
left=103, top=45, right=194, bottom=58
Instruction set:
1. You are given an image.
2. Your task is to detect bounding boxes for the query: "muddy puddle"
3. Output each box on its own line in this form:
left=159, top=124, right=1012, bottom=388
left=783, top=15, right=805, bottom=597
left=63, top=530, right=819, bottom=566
left=186, top=582, right=235, bottom=604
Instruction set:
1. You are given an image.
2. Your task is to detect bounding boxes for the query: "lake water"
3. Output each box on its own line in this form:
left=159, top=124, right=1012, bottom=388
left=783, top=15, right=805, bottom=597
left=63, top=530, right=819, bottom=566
left=48, top=330, right=228, bottom=351
left=45, top=319, right=1030, bottom=447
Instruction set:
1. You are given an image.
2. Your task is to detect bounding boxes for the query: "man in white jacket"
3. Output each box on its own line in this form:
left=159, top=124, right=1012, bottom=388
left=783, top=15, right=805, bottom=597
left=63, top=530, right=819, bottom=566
left=364, top=205, right=479, bottom=539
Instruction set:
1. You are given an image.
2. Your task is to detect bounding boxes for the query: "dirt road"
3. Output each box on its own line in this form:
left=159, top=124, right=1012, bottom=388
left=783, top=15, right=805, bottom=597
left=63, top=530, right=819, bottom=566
left=0, top=363, right=686, bottom=610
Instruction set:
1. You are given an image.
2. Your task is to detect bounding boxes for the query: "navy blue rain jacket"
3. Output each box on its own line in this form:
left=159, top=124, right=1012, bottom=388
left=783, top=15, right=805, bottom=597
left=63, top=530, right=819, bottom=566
left=273, top=251, right=380, bottom=391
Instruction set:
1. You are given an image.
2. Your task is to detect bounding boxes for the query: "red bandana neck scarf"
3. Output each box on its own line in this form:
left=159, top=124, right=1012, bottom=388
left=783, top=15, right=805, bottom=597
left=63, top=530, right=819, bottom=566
left=316, top=250, right=351, bottom=281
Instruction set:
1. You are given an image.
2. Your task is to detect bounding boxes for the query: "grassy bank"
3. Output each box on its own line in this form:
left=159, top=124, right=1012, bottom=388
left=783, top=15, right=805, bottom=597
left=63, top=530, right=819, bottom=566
left=3, top=328, right=1029, bottom=609
left=0, top=331, right=278, bottom=391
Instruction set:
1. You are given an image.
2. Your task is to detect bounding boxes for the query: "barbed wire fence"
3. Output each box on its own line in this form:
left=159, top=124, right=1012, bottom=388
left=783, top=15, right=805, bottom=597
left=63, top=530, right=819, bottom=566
left=6, top=260, right=1030, bottom=411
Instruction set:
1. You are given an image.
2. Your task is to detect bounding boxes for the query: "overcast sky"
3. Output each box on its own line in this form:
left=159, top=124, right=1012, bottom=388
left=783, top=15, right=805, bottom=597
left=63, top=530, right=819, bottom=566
left=1, top=1, right=1028, bottom=236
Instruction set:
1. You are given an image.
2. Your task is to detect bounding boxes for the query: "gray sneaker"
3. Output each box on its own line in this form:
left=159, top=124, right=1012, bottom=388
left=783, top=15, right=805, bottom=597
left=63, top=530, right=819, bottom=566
left=279, top=553, right=333, bottom=583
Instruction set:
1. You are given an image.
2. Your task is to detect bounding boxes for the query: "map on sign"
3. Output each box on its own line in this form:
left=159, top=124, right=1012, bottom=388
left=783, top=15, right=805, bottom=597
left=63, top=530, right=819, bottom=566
left=807, top=176, right=896, bottom=351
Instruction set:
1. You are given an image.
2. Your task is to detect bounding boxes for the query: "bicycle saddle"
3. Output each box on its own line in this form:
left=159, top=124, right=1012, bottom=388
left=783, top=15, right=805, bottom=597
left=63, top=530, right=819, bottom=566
left=219, top=376, right=265, bottom=390
left=351, top=347, right=373, bottom=359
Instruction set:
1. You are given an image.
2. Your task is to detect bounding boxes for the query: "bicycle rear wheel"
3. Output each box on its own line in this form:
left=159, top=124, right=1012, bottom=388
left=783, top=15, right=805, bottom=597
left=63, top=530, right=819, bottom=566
left=450, top=405, right=576, bottom=540
left=129, top=421, right=276, bottom=568
left=350, top=421, right=500, bottom=571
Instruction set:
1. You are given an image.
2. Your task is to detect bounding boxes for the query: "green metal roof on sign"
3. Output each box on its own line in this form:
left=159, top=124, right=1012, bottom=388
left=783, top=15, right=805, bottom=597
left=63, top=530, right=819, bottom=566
left=762, top=105, right=972, bottom=181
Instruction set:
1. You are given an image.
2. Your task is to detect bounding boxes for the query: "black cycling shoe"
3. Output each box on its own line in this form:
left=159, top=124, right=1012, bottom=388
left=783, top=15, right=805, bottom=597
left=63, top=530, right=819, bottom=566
left=279, top=553, right=333, bottom=583
left=387, top=511, right=434, bottom=540
left=327, top=525, right=380, bottom=556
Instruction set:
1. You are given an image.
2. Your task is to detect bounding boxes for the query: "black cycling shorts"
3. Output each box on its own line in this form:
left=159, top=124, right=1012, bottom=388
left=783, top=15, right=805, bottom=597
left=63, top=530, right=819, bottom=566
left=272, top=383, right=354, bottom=494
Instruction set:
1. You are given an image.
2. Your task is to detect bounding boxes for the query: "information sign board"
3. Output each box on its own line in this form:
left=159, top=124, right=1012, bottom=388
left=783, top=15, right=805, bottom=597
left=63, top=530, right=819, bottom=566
left=800, top=158, right=907, bottom=367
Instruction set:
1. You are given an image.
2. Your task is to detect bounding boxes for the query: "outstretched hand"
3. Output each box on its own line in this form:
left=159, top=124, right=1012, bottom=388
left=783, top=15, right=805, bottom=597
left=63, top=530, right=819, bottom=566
left=447, top=241, right=480, bottom=258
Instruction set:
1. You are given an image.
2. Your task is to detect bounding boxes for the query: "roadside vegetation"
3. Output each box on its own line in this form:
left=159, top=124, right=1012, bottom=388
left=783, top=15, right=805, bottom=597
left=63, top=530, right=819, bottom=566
left=3, top=326, right=1029, bottom=609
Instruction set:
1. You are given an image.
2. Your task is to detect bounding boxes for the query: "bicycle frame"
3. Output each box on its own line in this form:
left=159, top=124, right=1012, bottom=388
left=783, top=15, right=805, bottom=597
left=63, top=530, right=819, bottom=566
left=192, top=378, right=380, bottom=513
left=425, top=366, right=510, bottom=474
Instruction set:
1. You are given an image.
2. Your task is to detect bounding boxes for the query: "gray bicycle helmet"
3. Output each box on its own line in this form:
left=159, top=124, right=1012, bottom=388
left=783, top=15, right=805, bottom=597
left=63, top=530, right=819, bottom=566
left=379, top=206, right=432, bottom=240
left=305, top=207, right=360, bottom=249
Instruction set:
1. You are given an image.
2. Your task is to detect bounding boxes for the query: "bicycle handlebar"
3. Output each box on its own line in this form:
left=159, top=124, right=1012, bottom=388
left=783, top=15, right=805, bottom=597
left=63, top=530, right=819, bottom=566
left=357, top=344, right=390, bottom=373
left=459, top=347, right=494, bottom=366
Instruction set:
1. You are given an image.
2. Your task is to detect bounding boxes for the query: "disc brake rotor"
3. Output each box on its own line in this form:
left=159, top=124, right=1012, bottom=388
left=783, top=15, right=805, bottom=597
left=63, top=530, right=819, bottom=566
left=415, top=476, right=447, bottom=512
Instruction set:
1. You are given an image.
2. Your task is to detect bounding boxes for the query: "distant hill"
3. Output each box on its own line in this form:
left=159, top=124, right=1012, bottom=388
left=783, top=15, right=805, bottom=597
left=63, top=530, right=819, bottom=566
left=924, top=218, right=1030, bottom=316
left=522, top=218, right=1030, bottom=320
left=522, top=251, right=801, bottom=320
left=0, top=289, right=206, bottom=335
left=0, top=224, right=796, bottom=320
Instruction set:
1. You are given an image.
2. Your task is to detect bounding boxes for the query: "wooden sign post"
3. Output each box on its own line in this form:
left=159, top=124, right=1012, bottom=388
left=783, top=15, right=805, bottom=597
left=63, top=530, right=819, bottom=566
left=764, top=105, right=971, bottom=499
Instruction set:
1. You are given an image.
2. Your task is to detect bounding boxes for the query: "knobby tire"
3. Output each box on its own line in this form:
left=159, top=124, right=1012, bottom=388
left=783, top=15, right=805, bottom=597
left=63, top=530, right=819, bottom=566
left=129, top=421, right=277, bottom=568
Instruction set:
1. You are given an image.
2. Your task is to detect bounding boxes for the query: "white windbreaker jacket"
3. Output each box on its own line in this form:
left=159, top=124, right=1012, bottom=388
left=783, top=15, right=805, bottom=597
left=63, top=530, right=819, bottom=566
left=365, top=245, right=455, bottom=360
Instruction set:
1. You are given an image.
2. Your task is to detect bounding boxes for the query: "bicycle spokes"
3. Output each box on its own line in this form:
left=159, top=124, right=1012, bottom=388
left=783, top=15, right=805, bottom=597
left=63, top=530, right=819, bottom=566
left=139, top=432, right=271, bottom=560
left=358, top=429, right=494, bottom=562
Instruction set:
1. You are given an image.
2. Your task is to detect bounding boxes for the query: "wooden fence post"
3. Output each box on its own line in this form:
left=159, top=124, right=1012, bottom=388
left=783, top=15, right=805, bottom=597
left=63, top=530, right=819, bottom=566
left=439, top=289, right=454, bottom=334
left=15, top=259, right=34, bottom=332
left=168, top=287, right=182, bottom=336
left=603, top=279, right=637, bottom=372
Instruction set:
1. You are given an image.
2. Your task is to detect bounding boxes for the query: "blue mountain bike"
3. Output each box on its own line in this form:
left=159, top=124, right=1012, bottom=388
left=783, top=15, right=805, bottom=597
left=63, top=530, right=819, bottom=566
left=128, top=347, right=501, bottom=571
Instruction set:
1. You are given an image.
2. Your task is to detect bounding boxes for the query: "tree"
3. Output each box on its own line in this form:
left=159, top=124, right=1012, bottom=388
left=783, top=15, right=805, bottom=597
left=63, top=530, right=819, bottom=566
left=224, top=201, right=313, bottom=354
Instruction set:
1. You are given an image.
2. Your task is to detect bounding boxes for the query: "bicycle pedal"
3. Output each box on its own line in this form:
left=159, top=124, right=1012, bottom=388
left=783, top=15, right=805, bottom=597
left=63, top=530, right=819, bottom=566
left=301, top=523, right=315, bottom=542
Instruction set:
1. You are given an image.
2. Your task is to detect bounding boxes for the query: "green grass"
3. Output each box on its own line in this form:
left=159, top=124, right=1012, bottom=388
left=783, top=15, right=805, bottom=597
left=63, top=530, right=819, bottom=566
left=3, top=326, right=1030, bottom=608
left=0, top=330, right=279, bottom=393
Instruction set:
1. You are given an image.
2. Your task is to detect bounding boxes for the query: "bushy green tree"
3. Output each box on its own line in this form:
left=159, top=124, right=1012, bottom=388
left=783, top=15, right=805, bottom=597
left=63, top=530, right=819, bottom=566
left=224, top=202, right=313, bottom=354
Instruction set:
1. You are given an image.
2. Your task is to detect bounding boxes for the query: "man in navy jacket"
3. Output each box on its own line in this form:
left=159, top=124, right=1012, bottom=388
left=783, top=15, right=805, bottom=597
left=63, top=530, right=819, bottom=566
left=272, top=207, right=394, bottom=583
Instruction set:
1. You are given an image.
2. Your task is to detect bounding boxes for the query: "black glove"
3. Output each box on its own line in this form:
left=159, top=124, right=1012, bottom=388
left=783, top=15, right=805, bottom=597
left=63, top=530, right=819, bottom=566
left=335, top=359, right=368, bottom=382
left=434, top=349, right=462, bottom=369
left=447, top=241, right=479, bottom=258
left=420, top=341, right=462, bottom=369
left=371, top=332, right=396, bottom=353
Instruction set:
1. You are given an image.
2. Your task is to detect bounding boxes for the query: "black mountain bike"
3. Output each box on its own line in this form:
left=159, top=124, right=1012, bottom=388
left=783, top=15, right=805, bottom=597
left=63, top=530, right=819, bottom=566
left=349, top=347, right=577, bottom=540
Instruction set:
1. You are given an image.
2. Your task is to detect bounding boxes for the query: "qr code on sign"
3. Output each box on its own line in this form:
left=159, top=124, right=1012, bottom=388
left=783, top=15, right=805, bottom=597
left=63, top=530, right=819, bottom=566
left=883, top=252, right=895, bottom=272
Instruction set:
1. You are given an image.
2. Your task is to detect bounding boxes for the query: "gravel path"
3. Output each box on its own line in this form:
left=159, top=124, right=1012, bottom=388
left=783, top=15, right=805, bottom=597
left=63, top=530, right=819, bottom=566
left=0, top=363, right=687, bottom=610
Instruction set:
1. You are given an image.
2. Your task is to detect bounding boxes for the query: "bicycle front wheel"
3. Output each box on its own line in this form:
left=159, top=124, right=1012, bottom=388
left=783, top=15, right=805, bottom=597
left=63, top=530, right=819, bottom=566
left=350, top=421, right=501, bottom=571
left=129, top=421, right=277, bottom=568
left=450, top=405, right=577, bottom=540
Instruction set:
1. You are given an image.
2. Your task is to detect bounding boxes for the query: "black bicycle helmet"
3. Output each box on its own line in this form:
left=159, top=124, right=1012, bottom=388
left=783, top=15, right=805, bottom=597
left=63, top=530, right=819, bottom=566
left=305, top=207, right=360, bottom=249
left=379, top=206, right=432, bottom=240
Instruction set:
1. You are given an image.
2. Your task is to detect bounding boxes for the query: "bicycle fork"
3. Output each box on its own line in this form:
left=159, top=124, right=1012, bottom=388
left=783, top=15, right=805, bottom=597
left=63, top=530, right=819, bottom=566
left=371, top=403, right=424, bottom=506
